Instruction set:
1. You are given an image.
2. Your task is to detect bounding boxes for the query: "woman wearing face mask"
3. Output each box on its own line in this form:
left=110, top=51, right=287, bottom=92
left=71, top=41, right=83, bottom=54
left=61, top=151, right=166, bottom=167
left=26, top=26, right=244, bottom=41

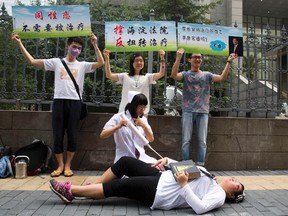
left=11, top=32, right=104, bottom=177
left=100, top=91, right=157, bottom=164
left=103, top=49, right=165, bottom=116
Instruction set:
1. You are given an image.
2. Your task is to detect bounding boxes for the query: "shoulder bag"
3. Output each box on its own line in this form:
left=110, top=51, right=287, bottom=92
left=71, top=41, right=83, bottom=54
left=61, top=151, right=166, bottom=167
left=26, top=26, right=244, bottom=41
left=60, top=58, right=88, bottom=120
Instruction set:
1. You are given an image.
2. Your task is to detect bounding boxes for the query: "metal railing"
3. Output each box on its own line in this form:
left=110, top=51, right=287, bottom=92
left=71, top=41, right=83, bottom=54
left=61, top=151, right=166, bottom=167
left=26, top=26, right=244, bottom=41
left=1, top=5, right=287, bottom=118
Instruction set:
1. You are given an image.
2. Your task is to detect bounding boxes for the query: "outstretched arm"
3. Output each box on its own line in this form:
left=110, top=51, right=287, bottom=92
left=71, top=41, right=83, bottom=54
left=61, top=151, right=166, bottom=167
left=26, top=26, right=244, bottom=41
left=90, top=33, right=104, bottom=70
left=171, top=48, right=184, bottom=81
left=153, top=49, right=166, bottom=81
left=11, top=32, right=44, bottom=69
left=103, top=49, right=119, bottom=81
left=213, top=53, right=237, bottom=82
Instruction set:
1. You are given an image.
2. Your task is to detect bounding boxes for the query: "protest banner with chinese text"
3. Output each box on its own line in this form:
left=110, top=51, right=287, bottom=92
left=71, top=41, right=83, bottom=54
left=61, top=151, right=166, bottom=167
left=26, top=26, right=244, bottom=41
left=105, top=21, right=177, bottom=52
left=178, top=23, right=243, bottom=56
left=12, top=5, right=91, bottom=39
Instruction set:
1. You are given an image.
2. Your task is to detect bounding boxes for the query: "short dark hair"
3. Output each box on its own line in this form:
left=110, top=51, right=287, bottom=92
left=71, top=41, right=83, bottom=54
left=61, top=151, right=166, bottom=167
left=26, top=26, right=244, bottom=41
left=67, top=37, right=83, bottom=47
left=226, top=183, right=245, bottom=203
left=125, top=93, right=148, bottom=118
left=129, top=53, right=145, bottom=76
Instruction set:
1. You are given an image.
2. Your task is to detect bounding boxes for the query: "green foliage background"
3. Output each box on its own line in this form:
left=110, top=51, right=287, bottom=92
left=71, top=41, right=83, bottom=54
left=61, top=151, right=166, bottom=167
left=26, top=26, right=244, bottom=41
left=0, top=0, right=224, bottom=111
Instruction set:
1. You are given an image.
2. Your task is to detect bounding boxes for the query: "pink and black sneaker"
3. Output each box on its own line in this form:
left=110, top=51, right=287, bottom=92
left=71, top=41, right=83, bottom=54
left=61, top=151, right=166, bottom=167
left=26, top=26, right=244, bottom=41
left=49, top=179, right=74, bottom=204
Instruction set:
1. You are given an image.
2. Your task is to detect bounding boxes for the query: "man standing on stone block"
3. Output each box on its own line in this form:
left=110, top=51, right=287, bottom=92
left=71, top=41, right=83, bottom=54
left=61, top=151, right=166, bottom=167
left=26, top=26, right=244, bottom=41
left=171, top=48, right=236, bottom=165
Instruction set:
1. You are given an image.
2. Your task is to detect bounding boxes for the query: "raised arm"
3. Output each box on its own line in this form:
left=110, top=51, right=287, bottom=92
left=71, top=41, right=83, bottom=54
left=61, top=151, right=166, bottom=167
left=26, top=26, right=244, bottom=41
left=153, top=49, right=166, bottom=81
left=171, top=48, right=184, bottom=81
left=212, top=53, right=237, bottom=82
left=103, top=49, right=119, bottom=81
left=90, top=33, right=104, bottom=70
left=11, top=32, right=44, bottom=69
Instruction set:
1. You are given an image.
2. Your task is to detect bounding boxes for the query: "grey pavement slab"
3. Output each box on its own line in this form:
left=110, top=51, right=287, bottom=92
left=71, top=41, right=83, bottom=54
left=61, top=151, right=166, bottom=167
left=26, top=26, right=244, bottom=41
left=0, top=170, right=288, bottom=216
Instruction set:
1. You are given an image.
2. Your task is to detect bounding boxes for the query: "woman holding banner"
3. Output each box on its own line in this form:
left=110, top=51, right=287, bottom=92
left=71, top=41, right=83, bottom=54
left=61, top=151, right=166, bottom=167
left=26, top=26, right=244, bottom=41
left=103, top=49, right=165, bottom=115
left=100, top=91, right=157, bottom=164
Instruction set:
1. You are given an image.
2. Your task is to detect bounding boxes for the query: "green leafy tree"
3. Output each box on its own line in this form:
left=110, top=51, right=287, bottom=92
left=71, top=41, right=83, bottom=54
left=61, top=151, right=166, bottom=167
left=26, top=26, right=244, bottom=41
left=148, top=0, right=223, bottom=23
left=2, top=0, right=227, bottom=112
left=16, top=0, right=41, bottom=6
left=90, top=0, right=150, bottom=22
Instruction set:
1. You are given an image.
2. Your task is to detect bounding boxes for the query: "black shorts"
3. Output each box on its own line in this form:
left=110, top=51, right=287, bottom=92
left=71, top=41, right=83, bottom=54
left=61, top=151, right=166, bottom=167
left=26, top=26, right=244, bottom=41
left=103, top=157, right=161, bottom=207
left=52, top=99, right=81, bottom=153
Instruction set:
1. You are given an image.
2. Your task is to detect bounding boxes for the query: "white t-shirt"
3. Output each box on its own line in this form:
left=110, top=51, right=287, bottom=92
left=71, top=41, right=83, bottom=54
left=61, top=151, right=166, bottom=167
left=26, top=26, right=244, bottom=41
left=43, top=58, right=94, bottom=100
left=151, top=169, right=225, bottom=214
left=103, top=110, right=157, bottom=164
left=117, top=73, right=154, bottom=115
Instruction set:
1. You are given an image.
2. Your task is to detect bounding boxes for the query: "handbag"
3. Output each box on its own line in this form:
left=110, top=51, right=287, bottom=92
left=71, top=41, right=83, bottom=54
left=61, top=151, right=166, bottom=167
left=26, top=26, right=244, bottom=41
left=60, top=58, right=88, bottom=120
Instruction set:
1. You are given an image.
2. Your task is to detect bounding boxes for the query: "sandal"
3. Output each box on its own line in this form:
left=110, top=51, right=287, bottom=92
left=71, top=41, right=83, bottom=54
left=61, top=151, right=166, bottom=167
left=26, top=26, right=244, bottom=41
left=64, top=170, right=74, bottom=177
left=50, top=170, right=63, bottom=177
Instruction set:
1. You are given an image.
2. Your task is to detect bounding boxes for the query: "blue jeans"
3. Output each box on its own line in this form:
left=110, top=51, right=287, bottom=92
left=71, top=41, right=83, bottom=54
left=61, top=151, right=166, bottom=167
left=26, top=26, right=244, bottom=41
left=181, top=112, right=208, bottom=165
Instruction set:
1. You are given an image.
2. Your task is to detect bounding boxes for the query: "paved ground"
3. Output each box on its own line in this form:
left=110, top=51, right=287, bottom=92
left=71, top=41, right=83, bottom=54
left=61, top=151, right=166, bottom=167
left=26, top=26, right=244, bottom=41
left=1, top=170, right=288, bottom=216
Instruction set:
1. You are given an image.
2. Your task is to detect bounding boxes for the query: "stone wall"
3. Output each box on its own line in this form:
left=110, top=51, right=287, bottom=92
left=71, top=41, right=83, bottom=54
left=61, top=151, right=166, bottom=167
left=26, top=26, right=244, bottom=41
left=1, top=110, right=288, bottom=171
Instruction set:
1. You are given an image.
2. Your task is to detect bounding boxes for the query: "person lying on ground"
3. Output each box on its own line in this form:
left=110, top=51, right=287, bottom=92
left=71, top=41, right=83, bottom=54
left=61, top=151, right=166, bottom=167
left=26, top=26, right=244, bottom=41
left=49, top=156, right=245, bottom=215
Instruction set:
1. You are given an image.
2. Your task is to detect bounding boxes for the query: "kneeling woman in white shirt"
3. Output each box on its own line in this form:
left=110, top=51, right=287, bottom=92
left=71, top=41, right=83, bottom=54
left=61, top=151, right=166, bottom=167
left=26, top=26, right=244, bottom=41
left=50, top=156, right=245, bottom=215
left=100, top=91, right=157, bottom=164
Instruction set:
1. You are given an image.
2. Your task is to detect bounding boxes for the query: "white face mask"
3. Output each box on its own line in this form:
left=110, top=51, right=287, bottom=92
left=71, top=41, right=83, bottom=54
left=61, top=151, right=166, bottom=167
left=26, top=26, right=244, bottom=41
left=68, top=46, right=81, bottom=58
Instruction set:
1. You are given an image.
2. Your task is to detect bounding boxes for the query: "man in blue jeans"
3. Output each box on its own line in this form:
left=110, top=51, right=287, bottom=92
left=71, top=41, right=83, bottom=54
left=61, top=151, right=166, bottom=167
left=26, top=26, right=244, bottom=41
left=171, top=48, right=236, bottom=165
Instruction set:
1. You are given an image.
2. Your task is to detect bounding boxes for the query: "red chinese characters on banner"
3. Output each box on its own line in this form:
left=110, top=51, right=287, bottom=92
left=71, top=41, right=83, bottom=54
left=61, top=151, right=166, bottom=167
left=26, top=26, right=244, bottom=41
left=48, top=11, right=57, bottom=19
left=114, top=25, right=124, bottom=35
left=34, top=10, right=71, bottom=21
left=114, top=25, right=125, bottom=47
left=116, top=37, right=125, bottom=47
left=62, top=11, right=71, bottom=20
left=35, top=11, right=43, bottom=20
